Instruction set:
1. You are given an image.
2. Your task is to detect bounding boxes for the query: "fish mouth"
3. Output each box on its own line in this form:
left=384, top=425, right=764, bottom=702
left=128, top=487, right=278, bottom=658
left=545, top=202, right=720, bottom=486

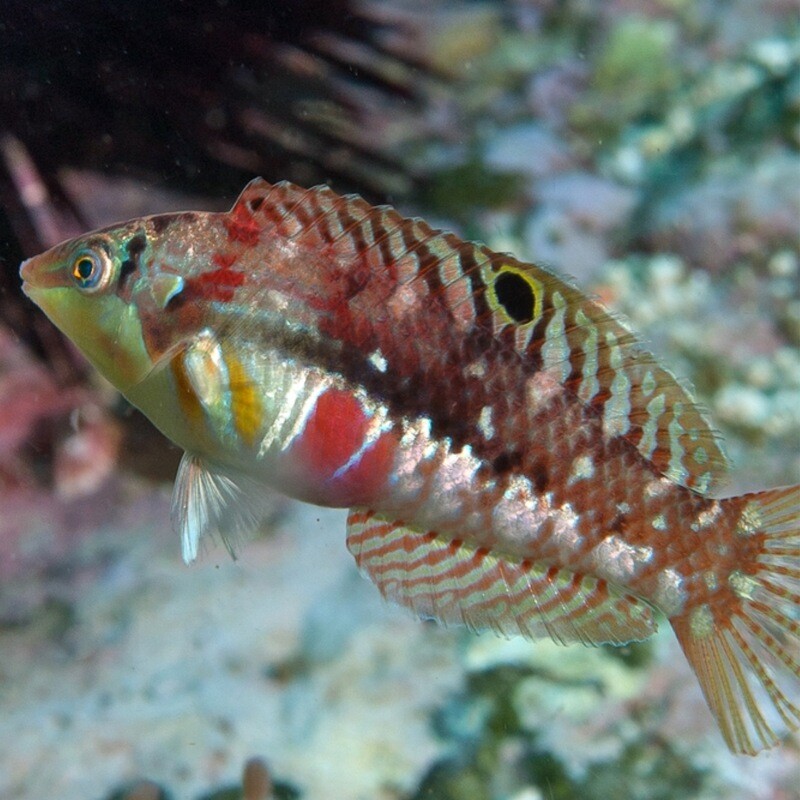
left=19, top=258, right=36, bottom=298
left=19, top=256, right=54, bottom=297
left=19, top=258, right=38, bottom=291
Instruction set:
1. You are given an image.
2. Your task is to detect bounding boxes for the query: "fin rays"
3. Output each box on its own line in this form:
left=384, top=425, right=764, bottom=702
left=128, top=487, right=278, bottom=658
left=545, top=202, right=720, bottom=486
left=347, top=509, right=657, bottom=647
left=673, top=485, right=800, bottom=754
left=171, top=452, right=273, bottom=563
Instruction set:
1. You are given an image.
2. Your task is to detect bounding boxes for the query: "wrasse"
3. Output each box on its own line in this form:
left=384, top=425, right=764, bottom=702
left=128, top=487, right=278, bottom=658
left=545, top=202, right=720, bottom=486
left=20, top=178, right=800, bottom=755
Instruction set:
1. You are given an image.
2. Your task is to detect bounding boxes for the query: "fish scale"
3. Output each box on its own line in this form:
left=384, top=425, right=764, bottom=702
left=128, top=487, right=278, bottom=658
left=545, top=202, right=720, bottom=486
left=19, top=177, right=800, bottom=756
left=272, top=184, right=724, bottom=495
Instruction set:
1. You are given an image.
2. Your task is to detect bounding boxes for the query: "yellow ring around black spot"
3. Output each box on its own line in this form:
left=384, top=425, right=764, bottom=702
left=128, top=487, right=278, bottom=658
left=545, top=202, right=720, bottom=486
left=490, top=266, right=543, bottom=325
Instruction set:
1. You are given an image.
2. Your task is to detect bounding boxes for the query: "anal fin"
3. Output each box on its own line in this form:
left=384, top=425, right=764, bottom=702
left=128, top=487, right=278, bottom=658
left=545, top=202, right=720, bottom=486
left=346, top=509, right=657, bottom=646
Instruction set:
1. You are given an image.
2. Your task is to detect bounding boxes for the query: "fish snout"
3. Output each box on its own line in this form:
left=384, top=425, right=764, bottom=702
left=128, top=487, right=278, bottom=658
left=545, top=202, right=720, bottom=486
left=19, top=257, right=38, bottom=296
left=19, top=254, right=60, bottom=295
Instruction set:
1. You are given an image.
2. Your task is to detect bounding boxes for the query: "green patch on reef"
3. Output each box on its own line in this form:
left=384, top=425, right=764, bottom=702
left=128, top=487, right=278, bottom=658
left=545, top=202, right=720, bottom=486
left=412, top=659, right=707, bottom=800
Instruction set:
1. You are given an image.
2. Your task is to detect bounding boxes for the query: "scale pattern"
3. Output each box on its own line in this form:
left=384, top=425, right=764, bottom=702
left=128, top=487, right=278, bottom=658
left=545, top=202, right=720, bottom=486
left=18, top=177, right=800, bottom=756
left=235, top=180, right=730, bottom=496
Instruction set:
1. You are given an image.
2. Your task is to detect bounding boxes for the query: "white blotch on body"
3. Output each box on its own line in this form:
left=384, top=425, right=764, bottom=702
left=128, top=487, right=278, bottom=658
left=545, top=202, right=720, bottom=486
left=464, top=360, right=487, bottom=379
left=525, top=370, right=562, bottom=409
left=388, top=419, right=481, bottom=532
left=592, top=535, right=654, bottom=584
left=368, top=349, right=388, bottom=373
left=692, top=501, right=721, bottom=532
left=478, top=405, right=495, bottom=440
left=567, top=454, right=595, bottom=485
left=491, top=481, right=557, bottom=553
left=653, top=568, right=688, bottom=616
left=644, top=477, right=672, bottom=498
left=651, top=513, right=667, bottom=531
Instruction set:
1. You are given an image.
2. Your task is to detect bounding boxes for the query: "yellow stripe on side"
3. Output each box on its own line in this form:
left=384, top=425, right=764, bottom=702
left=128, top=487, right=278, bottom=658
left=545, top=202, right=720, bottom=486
left=222, top=344, right=263, bottom=448
left=171, top=352, right=206, bottom=432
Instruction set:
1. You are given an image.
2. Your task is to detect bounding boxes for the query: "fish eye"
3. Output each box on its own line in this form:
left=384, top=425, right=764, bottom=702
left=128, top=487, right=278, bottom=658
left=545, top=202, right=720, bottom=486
left=70, top=249, right=109, bottom=292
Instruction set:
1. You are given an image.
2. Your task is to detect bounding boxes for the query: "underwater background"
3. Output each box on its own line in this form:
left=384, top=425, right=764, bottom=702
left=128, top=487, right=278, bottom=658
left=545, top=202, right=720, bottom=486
left=1, top=1, right=799, bottom=798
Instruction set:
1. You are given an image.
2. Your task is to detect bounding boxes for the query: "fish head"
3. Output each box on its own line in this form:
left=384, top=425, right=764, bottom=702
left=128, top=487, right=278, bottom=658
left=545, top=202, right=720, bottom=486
left=20, top=224, right=155, bottom=392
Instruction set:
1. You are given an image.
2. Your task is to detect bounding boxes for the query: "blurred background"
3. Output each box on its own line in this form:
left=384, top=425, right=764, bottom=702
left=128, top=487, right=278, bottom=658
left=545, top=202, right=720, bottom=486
left=0, top=1, right=798, bottom=798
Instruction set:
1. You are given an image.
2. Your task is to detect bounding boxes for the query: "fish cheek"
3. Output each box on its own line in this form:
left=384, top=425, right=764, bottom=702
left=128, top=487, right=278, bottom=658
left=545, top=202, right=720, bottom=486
left=38, top=286, right=154, bottom=392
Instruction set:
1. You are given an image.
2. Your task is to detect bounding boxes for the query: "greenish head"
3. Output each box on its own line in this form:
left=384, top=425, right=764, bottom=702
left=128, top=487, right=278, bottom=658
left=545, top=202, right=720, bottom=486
left=20, top=228, right=154, bottom=393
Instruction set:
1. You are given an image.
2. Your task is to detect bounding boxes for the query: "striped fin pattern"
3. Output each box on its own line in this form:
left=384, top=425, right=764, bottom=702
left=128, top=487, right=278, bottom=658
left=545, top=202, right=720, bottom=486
left=535, top=292, right=729, bottom=494
left=347, top=509, right=657, bottom=646
left=672, top=485, right=800, bottom=755
left=227, top=179, right=729, bottom=494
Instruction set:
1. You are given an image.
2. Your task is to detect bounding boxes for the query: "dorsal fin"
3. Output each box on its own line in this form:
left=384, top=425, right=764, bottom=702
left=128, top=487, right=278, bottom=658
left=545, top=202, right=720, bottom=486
left=225, top=178, right=730, bottom=494
left=347, top=509, right=658, bottom=646
left=229, top=177, right=278, bottom=215
left=505, top=264, right=730, bottom=494
left=388, top=229, right=730, bottom=493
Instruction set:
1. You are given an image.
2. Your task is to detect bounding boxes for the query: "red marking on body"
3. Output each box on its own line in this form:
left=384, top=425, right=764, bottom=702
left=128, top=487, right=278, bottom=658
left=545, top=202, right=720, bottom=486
left=212, top=252, right=238, bottom=270
left=184, top=266, right=246, bottom=302
left=290, top=388, right=396, bottom=506
left=223, top=213, right=261, bottom=246
left=298, top=389, right=369, bottom=476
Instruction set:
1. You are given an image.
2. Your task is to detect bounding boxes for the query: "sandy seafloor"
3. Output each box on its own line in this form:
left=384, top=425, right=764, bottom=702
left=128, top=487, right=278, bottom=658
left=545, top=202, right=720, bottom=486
left=1, top=2, right=800, bottom=798
left=2, top=493, right=799, bottom=800
left=2, top=491, right=800, bottom=799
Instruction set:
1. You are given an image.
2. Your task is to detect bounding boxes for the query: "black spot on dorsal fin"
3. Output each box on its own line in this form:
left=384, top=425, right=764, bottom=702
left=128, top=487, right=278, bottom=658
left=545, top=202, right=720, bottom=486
left=126, top=231, right=147, bottom=258
left=494, top=271, right=535, bottom=324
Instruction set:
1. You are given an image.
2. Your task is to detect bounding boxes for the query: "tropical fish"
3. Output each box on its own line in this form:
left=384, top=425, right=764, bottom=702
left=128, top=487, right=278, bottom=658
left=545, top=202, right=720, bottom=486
left=20, top=178, right=800, bottom=755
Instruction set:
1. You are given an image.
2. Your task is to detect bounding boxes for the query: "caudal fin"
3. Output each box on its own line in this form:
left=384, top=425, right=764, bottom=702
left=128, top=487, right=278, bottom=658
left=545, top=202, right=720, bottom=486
left=672, top=485, right=800, bottom=755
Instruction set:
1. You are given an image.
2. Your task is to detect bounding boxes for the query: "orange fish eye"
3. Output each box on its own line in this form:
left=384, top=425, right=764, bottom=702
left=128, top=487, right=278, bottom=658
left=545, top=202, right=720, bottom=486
left=70, top=250, right=107, bottom=291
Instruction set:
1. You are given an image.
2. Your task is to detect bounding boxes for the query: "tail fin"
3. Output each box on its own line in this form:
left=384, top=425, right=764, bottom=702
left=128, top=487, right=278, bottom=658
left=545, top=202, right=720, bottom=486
left=671, top=485, right=800, bottom=755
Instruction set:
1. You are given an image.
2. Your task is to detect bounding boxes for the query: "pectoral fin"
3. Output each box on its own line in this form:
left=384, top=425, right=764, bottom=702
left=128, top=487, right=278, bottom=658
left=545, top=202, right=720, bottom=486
left=171, top=452, right=272, bottom=563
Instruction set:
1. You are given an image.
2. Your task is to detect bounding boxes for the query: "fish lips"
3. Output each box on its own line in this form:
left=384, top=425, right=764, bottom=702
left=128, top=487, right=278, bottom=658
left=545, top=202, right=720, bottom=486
left=19, top=255, right=60, bottom=298
left=19, top=257, right=35, bottom=295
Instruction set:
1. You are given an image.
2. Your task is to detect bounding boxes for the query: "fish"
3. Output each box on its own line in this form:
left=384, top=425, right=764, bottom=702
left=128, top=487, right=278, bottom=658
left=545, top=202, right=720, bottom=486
left=19, top=177, right=800, bottom=755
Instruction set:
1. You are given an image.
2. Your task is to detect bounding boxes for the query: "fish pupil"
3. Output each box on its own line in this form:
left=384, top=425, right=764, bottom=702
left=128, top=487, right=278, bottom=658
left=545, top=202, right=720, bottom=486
left=75, top=257, right=95, bottom=282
